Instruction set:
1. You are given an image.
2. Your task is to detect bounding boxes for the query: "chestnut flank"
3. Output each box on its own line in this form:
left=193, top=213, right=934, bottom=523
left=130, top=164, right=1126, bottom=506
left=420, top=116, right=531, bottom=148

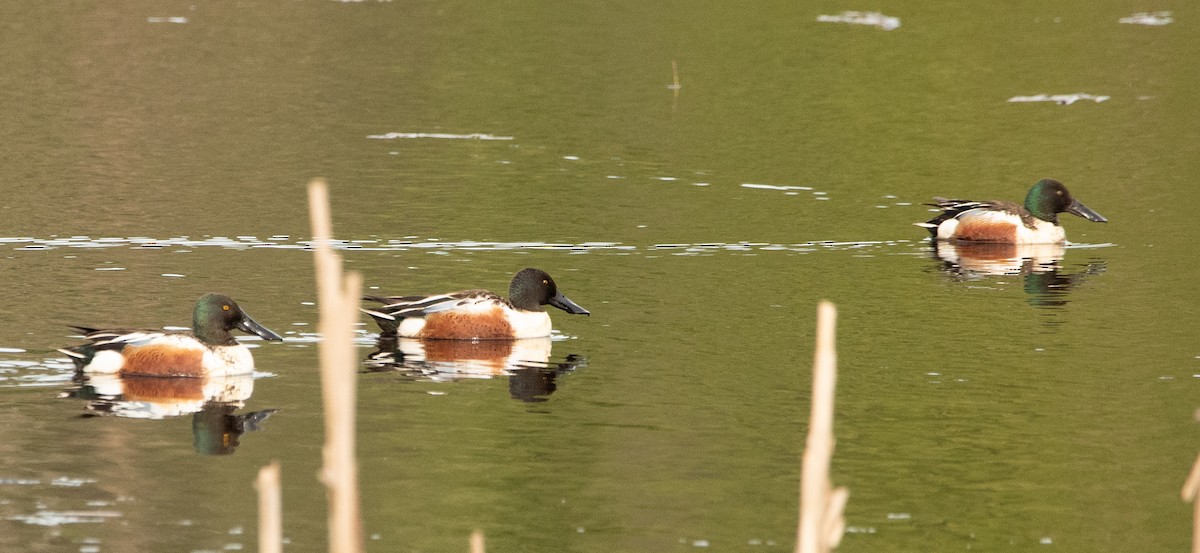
left=953, top=219, right=1019, bottom=243
left=121, top=345, right=206, bottom=377
left=418, top=308, right=515, bottom=340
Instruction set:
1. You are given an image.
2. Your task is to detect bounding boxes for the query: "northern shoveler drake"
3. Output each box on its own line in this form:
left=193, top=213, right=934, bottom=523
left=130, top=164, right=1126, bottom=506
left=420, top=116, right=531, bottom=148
left=916, top=178, right=1107, bottom=244
left=362, top=268, right=590, bottom=340
left=58, top=293, right=283, bottom=377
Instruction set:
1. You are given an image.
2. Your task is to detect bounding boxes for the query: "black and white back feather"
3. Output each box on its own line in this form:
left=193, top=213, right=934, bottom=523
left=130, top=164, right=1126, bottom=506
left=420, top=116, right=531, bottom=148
left=361, top=290, right=510, bottom=333
left=916, top=198, right=1027, bottom=233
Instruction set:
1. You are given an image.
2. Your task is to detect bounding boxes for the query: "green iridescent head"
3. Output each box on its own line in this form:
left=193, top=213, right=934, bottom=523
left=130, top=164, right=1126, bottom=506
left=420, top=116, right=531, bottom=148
left=192, top=293, right=283, bottom=346
left=509, top=268, right=590, bottom=315
left=1024, top=179, right=1108, bottom=224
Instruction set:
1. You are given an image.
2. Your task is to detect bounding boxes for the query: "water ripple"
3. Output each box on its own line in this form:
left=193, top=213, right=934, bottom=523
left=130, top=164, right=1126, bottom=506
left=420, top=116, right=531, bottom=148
left=0, top=356, right=77, bottom=388
left=366, top=132, right=513, bottom=141
left=1008, top=93, right=1110, bottom=105
left=816, top=11, right=901, bottom=31
left=1119, top=11, right=1172, bottom=26
left=9, top=510, right=121, bottom=526
left=0, top=235, right=937, bottom=255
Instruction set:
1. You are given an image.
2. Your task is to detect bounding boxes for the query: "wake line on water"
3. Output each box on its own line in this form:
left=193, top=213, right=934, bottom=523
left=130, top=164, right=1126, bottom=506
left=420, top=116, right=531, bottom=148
left=0, top=235, right=940, bottom=254
left=0, top=236, right=1116, bottom=255
left=366, top=132, right=514, bottom=141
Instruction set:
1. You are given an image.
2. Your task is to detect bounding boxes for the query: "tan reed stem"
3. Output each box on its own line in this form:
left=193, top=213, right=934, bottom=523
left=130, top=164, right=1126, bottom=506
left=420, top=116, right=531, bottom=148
left=470, top=529, right=486, bottom=553
left=255, top=461, right=282, bottom=553
left=1183, top=452, right=1200, bottom=553
left=308, top=179, right=364, bottom=553
left=796, top=301, right=847, bottom=553
left=1184, top=452, right=1200, bottom=502
left=1195, top=497, right=1200, bottom=553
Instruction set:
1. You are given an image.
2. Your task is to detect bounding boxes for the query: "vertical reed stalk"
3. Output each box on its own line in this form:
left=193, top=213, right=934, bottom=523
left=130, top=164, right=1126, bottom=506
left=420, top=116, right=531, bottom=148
left=796, top=301, right=848, bottom=553
left=1181, top=452, right=1200, bottom=553
left=256, top=461, right=282, bottom=553
left=308, top=179, right=364, bottom=553
left=470, top=529, right=486, bottom=553
left=1195, top=493, right=1200, bottom=553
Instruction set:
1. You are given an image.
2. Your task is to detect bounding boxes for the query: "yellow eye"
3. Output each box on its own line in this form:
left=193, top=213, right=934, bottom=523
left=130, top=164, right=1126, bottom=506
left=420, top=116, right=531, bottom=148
left=542, top=279, right=548, bottom=285
left=223, top=305, right=231, bottom=311
left=1056, top=190, right=1063, bottom=195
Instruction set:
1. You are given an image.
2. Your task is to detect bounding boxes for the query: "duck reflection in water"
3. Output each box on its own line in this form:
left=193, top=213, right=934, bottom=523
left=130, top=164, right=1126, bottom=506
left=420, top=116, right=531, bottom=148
left=931, top=241, right=1107, bottom=307
left=60, top=372, right=278, bottom=455
left=365, top=336, right=586, bottom=402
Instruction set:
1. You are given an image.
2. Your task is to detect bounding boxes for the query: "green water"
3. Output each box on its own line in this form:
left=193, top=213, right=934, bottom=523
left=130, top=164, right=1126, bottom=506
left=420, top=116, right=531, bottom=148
left=2, top=2, right=1199, bottom=552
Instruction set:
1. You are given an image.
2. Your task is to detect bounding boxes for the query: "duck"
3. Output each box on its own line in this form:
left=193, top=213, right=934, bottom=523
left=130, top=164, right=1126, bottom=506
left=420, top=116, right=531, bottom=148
left=362, top=268, right=590, bottom=340
left=916, top=178, right=1107, bottom=244
left=58, top=293, right=283, bottom=377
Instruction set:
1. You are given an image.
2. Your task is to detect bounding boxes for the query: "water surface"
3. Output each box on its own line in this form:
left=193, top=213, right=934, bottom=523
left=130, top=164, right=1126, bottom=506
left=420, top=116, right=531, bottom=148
left=2, top=2, right=1199, bottom=552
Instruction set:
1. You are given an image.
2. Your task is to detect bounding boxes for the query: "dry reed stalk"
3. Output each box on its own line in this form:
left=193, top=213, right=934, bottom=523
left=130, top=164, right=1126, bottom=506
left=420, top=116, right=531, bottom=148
left=470, top=530, right=486, bottom=553
left=308, top=179, right=365, bottom=553
left=796, top=301, right=848, bottom=553
left=1183, top=452, right=1200, bottom=553
left=255, top=461, right=283, bottom=553
left=1195, top=491, right=1200, bottom=553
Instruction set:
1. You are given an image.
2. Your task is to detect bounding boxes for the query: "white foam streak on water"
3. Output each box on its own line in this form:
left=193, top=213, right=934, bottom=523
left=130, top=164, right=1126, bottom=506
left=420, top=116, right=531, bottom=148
left=1119, top=11, right=1172, bottom=26
left=9, top=510, right=122, bottom=526
left=279, top=329, right=377, bottom=346
left=740, top=183, right=814, bottom=191
left=1065, top=242, right=1117, bottom=250
left=0, top=234, right=1116, bottom=259
left=51, top=476, right=96, bottom=487
left=366, top=132, right=514, bottom=141
left=1008, top=93, right=1110, bottom=105
left=817, top=11, right=901, bottom=31
left=0, top=355, right=78, bottom=388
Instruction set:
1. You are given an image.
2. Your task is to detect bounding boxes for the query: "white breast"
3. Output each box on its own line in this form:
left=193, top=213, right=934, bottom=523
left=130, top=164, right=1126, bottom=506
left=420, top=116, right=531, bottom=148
left=202, top=345, right=257, bottom=377
left=507, top=309, right=552, bottom=339
left=1014, top=218, right=1066, bottom=244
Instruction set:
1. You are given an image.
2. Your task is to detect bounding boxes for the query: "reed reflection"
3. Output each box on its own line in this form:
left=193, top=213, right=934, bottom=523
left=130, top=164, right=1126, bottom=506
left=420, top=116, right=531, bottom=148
left=931, top=242, right=1107, bottom=307
left=365, top=337, right=586, bottom=402
left=60, top=373, right=278, bottom=455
